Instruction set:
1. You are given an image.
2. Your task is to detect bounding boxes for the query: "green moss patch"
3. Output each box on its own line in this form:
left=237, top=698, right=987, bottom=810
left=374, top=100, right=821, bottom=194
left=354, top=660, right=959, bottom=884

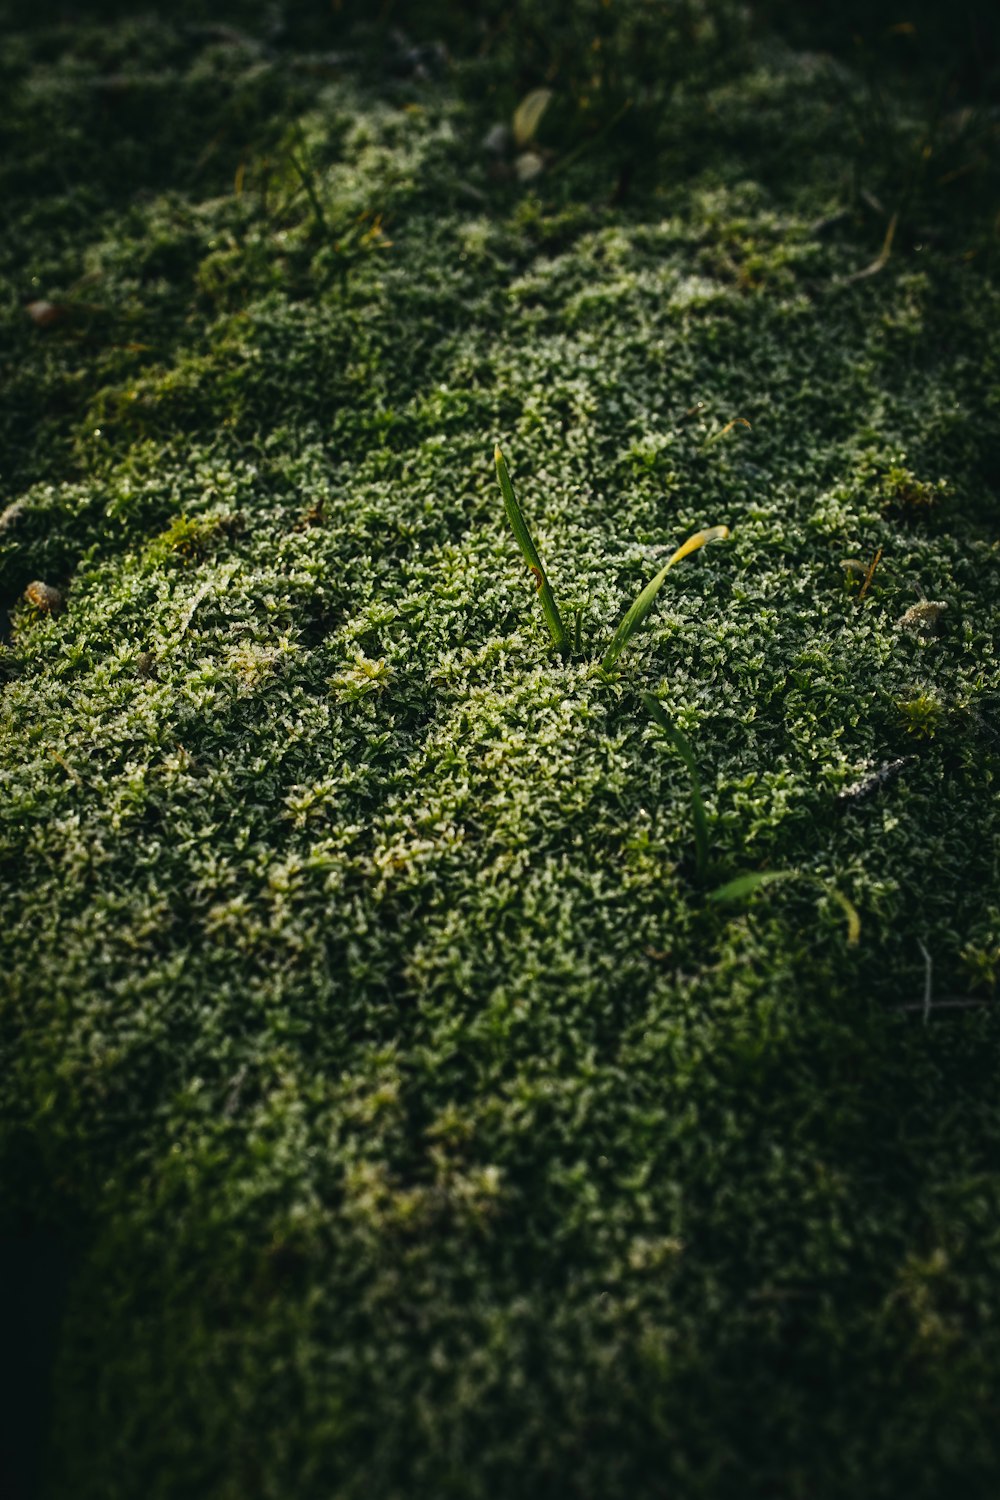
left=2, top=4, right=1000, bottom=1497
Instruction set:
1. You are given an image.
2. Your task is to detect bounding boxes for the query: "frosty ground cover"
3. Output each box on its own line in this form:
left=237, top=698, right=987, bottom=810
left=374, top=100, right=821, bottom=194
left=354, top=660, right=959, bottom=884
left=2, top=3, right=1000, bottom=1496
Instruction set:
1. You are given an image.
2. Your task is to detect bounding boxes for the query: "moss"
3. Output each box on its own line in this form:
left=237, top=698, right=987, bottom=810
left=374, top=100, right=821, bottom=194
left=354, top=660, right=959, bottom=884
left=897, top=690, right=946, bottom=739
left=2, top=3, right=1000, bottom=1498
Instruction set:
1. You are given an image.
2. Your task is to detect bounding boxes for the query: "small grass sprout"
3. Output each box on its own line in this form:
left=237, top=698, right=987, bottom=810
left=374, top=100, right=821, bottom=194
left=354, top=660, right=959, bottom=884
left=494, top=445, right=568, bottom=652
left=644, top=692, right=710, bottom=881
left=709, top=869, right=861, bottom=945
left=602, top=524, right=730, bottom=672
left=494, top=445, right=729, bottom=668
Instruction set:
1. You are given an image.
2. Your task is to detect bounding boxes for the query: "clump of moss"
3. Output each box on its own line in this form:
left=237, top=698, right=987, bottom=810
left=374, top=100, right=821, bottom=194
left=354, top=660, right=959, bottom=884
left=148, top=512, right=234, bottom=564
left=961, top=942, right=1000, bottom=993
left=897, top=691, right=946, bottom=739
left=882, top=464, right=946, bottom=519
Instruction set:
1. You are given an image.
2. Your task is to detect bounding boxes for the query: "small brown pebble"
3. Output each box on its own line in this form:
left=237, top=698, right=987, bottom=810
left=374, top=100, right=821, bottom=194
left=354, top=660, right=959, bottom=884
left=515, top=150, right=545, bottom=183
left=25, top=300, right=66, bottom=328
left=24, top=580, right=62, bottom=613
left=136, top=651, right=157, bottom=677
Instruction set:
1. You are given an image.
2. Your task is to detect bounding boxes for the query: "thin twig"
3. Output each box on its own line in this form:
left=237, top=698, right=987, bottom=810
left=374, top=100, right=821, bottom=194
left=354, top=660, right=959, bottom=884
left=917, top=939, right=933, bottom=1025
left=890, top=997, right=993, bottom=1012
left=858, top=545, right=883, bottom=601
left=705, top=417, right=751, bottom=446
left=842, top=211, right=899, bottom=285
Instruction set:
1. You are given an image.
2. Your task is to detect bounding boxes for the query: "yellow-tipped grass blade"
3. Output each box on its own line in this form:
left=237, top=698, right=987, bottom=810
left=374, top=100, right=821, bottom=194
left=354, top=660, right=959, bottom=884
left=601, top=525, right=730, bottom=673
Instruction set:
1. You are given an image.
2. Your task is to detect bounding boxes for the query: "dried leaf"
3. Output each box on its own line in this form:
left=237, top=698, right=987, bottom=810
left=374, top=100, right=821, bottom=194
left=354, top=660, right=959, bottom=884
left=513, top=88, right=553, bottom=148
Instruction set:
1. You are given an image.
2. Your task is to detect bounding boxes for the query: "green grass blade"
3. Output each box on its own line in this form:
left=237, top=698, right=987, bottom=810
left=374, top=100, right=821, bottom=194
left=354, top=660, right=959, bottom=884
left=644, top=693, right=694, bottom=769
left=288, top=126, right=328, bottom=236
left=707, top=870, right=861, bottom=944
left=828, top=887, right=861, bottom=945
left=644, top=692, right=709, bottom=881
left=495, top=445, right=567, bottom=652
left=708, top=870, right=790, bottom=903
left=601, top=525, right=729, bottom=672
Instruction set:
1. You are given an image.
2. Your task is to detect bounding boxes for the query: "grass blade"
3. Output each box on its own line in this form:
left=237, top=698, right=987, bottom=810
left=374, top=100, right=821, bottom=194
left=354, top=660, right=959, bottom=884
left=495, top=445, right=567, bottom=652
left=707, top=869, right=861, bottom=944
left=601, top=525, right=729, bottom=672
left=828, top=887, right=861, bottom=945
left=708, top=870, right=790, bottom=903
left=644, top=692, right=710, bottom=881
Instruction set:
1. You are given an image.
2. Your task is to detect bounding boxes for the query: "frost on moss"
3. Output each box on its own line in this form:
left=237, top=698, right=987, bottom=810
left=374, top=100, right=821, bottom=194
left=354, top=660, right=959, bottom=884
left=2, top=4, right=1000, bottom=1499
